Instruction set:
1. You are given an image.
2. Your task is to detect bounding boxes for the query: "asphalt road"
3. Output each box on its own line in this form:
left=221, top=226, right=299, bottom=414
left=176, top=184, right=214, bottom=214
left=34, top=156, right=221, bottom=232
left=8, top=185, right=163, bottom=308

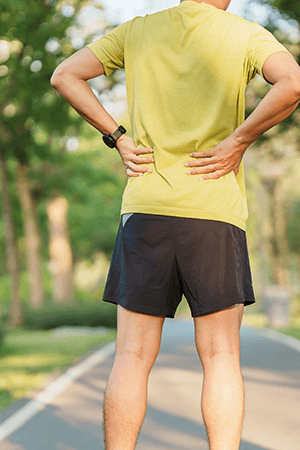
left=0, top=318, right=299, bottom=450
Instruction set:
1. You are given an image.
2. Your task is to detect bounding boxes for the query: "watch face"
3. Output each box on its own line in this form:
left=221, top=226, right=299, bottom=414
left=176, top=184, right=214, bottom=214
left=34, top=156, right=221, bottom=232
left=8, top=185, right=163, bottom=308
left=103, top=134, right=116, bottom=148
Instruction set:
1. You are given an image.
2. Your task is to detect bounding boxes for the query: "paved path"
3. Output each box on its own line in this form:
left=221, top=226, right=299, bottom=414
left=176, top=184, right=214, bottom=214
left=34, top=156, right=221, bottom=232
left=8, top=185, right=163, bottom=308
left=0, top=318, right=299, bottom=450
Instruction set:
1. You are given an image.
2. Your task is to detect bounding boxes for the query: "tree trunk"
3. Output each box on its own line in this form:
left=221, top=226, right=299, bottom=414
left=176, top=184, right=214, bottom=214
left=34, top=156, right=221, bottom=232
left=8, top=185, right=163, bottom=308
left=268, top=179, right=281, bottom=285
left=0, top=155, right=24, bottom=327
left=273, top=176, right=290, bottom=287
left=47, top=196, right=74, bottom=303
left=16, top=164, right=44, bottom=308
left=263, top=171, right=289, bottom=286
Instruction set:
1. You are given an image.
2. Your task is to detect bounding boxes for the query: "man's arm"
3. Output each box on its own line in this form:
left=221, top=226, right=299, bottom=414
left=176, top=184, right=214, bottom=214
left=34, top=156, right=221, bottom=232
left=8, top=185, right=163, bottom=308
left=185, top=52, right=300, bottom=179
left=50, top=48, right=119, bottom=136
left=50, top=48, right=154, bottom=177
left=233, top=51, right=300, bottom=145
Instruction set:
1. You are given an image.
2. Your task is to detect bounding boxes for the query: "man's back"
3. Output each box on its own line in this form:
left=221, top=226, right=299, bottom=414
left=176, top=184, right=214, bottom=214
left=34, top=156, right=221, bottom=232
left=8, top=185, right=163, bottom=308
left=87, top=1, right=290, bottom=231
left=121, top=2, right=251, bottom=149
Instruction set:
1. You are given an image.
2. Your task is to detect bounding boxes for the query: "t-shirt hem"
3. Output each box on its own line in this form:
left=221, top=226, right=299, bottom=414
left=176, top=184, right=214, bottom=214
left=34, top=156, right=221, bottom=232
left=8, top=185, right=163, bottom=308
left=256, top=48, right=292, bottom=80
left=85, top=44, right=113, bottom=77
left=120, top=204, right=247, bottom=232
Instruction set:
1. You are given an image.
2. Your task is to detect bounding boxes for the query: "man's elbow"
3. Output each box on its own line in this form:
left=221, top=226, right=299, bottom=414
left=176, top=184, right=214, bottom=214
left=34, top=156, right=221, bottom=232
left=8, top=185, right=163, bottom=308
left=50, top=71, right=59, bottom=88
left=275, top=74, right=300, bottom=101
left=288, top=74, right=300, bottom=98
left=50, top=67, right=66, bottom=88
left=293, top=81, right=300, bottom=98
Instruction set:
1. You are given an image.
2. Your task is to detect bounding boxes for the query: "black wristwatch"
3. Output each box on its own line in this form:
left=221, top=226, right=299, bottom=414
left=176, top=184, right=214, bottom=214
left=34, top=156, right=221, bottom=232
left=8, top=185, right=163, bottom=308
left=102, top=125, right=127, bottom=148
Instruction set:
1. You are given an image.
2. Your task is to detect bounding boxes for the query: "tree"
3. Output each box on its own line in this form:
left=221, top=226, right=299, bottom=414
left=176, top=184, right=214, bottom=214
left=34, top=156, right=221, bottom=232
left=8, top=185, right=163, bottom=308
left=0, top=0, right=118, bottom=323
left=0, top=156, right=24, bottom=326
left=244, top=0, right=300, bottom=288
left=47, top=196, right=74, bottom=303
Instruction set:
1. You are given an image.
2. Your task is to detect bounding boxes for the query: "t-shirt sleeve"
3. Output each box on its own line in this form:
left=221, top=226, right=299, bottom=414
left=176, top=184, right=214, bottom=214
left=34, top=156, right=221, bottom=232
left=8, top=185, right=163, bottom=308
left=246, top=21, right=293, bottom=84
left=85, top=21, right=130, bottom=76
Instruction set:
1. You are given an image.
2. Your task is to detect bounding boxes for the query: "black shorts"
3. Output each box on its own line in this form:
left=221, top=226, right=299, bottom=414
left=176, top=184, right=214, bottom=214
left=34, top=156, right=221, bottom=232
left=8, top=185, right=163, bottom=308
left=102, top=213, right=256, bottom=318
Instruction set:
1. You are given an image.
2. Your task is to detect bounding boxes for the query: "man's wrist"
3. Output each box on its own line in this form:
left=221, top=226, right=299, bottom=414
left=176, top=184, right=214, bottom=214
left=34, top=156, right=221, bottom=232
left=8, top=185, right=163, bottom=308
left=102, top=125, right=127, bottom=148
left=116, top=133, right=128, bottom=144
left=231, top=129, right=256, bottom=149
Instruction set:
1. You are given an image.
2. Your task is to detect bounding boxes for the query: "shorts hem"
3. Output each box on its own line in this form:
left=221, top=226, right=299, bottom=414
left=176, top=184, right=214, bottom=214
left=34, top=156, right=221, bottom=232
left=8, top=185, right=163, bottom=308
left=102, top=296, right=256, bottom=319
left=102, top=298, right=174, bottom=318
left=191, top=297, right=255, bottom=318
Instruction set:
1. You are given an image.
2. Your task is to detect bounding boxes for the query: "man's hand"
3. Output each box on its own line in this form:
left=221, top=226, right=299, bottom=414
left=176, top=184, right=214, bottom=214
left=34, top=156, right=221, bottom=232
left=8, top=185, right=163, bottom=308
left=116, top=135, right=155, bottom=177
left=184, top=135, right=248, bottom=180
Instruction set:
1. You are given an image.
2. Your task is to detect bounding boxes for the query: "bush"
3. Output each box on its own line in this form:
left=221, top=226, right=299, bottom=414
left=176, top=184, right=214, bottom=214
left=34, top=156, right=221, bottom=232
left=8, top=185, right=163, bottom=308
left=23, top=299, right=117, bottom=330
left=0, top=324, right=6, bottom=348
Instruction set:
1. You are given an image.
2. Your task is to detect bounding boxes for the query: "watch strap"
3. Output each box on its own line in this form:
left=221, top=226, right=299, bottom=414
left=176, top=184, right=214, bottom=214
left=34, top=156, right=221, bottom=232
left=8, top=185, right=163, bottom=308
left=111, top=126, right=126, bottom=142
left=102, top=125, right=127, bottom=148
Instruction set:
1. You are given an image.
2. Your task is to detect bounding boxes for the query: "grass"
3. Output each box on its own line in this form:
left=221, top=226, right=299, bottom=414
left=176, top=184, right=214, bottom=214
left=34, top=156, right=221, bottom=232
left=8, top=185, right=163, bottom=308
left=277, top=326, right=300, bottom=341
left=0, top=326, right=116, bottom=412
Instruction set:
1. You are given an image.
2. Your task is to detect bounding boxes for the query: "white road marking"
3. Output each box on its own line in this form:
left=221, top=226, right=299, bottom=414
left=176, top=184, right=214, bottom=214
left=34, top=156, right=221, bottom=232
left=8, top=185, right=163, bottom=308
left=0, top=340, right=116, bottom=442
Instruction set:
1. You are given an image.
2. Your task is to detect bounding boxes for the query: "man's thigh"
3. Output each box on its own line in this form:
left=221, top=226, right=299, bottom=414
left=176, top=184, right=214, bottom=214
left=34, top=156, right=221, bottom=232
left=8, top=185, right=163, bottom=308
left=193, top=303, right=244, bottom=364
left=115, top=305, right=166, bottom=368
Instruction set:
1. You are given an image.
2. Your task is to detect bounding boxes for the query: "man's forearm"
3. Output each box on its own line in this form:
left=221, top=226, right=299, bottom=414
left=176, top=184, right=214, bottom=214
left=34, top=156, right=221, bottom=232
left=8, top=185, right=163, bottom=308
left=51, top=72, right=119, bottom=135
left=233, top=77, right=300, bottom=147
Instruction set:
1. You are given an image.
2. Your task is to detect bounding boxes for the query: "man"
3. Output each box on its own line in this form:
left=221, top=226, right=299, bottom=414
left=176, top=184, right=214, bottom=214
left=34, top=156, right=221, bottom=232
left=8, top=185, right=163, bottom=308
left=50, top=0, right=300, bottom=448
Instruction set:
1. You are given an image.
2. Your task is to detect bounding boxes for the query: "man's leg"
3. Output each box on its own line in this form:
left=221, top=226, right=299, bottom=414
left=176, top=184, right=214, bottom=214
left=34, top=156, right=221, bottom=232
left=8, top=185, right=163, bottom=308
left=194, top=303, right=244, bottom=450
left=104, top=304, right=165, bottom=450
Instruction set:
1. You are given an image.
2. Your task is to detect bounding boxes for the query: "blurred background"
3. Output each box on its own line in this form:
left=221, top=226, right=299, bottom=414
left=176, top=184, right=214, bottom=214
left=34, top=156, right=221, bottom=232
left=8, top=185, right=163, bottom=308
left=1, top=0, right=300, bottom=411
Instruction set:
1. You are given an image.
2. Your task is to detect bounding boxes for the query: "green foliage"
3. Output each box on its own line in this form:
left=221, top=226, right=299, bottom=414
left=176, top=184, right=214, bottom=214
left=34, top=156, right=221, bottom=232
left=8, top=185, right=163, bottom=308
left=1, top=0, right=79, bottom=153
left=247, top=0, right=300, bottom=27
left=251, top=1, right=300, bottom=264
left=0, top=263, right=54, bottom=316
left=245, top=0, right=300, bottom=134
left=0, top=0, right=118, bottom=160
left=34, top=146, right=126, bottom=260
left=274, top=326, right=300, bottom=340
left=0, top=325, right=6, bottom=348
left=22, top=299, right=117, bottom=330
left=264, top=0, right=300, bottom=22
left=240, top=1, right=300, bottom=298
left=0, top=0, right=125, bottom=278
left=285, top=199, right=300, bottom=254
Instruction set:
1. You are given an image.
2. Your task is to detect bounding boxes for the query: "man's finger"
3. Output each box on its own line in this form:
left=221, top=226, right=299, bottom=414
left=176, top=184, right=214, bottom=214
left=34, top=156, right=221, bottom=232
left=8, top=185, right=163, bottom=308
left=189, top=149, right=216, bottom=158
left=126, top=167, right=141, bottom=177
left=134, top=155, right=155, bottom=164
left=198, top=170, right=226, bottom=180
left=185, top=157, right=218, bottom=167
left=126, top=160, right=153, bottom=174
left=126, top=168, right=147, bottom=177
left=186, top=163, right=220, bottom=175
left=136, top=147, right=154, bottom=154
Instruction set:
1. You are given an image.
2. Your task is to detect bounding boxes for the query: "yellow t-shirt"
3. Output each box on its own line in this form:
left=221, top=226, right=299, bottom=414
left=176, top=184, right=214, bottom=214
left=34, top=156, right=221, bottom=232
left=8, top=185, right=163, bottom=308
left=86, top=1, right=292, bottom=231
